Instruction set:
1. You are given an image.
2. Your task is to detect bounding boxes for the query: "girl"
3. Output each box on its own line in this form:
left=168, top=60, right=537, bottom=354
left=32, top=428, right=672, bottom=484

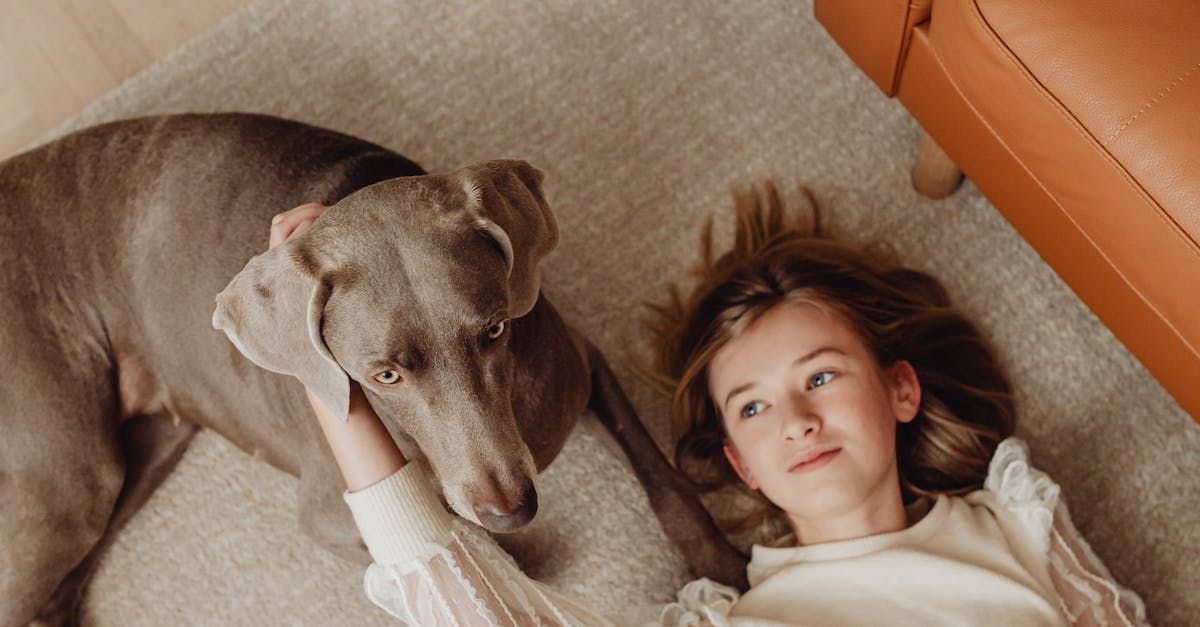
left=268, top=183, right=1147, bottom=626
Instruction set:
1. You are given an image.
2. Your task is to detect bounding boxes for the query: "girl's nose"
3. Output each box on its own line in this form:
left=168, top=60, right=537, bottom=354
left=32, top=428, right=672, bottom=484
left=779, top=398, right=821, bottom=440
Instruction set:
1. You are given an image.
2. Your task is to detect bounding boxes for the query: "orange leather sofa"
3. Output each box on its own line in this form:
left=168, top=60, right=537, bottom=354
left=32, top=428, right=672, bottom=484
left=814, top=1, right=1200, bottom=423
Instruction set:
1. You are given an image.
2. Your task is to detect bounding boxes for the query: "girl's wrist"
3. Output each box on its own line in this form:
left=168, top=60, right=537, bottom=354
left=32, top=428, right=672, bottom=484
left=305, top=385, right=408, bottom=492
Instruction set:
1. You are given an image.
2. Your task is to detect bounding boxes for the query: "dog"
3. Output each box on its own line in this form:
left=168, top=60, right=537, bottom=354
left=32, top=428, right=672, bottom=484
left=0, top=112, right=746, bottom=626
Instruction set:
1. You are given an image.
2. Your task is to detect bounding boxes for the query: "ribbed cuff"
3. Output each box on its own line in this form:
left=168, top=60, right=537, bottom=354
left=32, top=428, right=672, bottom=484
left=342, top=461, right=456, bottom=566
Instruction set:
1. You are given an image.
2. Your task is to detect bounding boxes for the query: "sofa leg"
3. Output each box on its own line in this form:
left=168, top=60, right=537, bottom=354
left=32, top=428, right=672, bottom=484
left=911, top=133, right=963, bottom=198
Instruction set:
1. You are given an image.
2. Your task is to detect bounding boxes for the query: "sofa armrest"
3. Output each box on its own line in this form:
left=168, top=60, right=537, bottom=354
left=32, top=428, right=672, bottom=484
left=814, top=0, right=931, bottom=96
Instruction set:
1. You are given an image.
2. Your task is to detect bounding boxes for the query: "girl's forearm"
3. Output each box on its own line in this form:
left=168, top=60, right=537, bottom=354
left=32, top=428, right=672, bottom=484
left=305, top=385, right=407, bottom=492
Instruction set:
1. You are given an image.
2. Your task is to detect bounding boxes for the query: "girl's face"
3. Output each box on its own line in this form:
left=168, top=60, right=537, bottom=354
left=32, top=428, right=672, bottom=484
left=707, top=302, right=920, bottom=538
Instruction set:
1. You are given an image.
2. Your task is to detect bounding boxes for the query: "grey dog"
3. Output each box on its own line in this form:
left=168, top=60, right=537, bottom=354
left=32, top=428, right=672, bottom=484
left=0, top=113, right=746, bottom=625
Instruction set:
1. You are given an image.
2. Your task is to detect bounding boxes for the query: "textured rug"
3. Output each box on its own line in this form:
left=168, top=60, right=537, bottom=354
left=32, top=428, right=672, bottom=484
left=28, top=0, right=1197, bottom=624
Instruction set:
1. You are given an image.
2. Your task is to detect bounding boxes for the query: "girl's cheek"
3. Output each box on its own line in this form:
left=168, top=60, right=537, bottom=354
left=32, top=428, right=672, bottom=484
left=740, top=416, right=774, bottom=439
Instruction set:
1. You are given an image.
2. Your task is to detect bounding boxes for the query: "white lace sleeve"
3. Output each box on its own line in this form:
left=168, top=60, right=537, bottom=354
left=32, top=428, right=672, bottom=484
left=362, top=530, right=742, bottom=627
left=1046, top=500, right=1149, bottom=627
left=607, top=578, right=739, bottom=627
left=655, top=578, right=739, bottom=626
left=363, top=520, right=613, bottom=626
left=343, top=462, right=613, bottom=626
left=985, top=437, right=1150, bottom=627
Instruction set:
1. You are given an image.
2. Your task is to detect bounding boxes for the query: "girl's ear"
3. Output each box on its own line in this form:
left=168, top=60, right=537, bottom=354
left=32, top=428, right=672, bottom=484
left=723, top=440, right=759, bottom=491
left=889, top=359, right=922, bottom=424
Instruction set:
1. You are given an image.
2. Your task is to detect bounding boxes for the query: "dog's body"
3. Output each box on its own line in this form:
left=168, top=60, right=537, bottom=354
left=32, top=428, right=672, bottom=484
left=0, top=113, right=744, bottom=626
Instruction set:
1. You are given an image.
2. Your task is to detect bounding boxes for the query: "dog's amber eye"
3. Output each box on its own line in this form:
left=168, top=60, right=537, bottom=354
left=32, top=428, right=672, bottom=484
left=487, top=320, right=506, bottom=340
left=374, top=370, right=401, bottom=384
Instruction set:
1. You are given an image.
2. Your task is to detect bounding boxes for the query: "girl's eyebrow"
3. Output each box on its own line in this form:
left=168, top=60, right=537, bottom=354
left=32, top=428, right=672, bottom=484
left=722, top=346, right=848, bottom=409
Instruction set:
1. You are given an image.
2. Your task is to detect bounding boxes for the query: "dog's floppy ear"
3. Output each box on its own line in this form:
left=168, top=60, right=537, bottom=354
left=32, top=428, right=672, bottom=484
left=455, top=160, right=559, bottom=318
left=212, top=242, right=351, bottom=422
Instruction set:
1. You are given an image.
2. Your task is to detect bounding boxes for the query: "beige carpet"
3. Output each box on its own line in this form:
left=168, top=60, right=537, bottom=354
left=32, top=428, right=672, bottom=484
left=32, top=0, right=1196, bottom=624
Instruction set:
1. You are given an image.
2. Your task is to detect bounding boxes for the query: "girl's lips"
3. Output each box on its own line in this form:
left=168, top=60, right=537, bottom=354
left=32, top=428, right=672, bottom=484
left=788, top=448, right=841, bottom=473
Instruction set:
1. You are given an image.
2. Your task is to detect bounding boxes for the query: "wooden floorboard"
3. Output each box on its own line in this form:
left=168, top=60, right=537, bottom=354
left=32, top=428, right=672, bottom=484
left=0, top=0, right=249, bottom=160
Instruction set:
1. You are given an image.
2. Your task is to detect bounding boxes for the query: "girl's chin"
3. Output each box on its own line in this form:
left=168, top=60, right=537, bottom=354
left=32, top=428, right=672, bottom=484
left=775, top=488, right=860, bottom=521
left=775, top=478, right=908, bottom=540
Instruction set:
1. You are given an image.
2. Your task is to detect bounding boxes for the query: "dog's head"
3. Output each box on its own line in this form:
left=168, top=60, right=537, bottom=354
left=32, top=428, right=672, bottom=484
left=212, top=160, right=557, bottom=533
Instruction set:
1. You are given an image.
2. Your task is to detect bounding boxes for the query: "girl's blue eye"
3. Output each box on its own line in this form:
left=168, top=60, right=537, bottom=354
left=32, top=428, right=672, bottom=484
left=741, top=401, right=765, bottom=418
left=809, top=371, right=835, bottom=388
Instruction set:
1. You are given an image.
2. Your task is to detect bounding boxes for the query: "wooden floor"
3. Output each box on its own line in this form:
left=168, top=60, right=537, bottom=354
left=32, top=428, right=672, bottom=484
left=0, top=0, right=249, bottom=160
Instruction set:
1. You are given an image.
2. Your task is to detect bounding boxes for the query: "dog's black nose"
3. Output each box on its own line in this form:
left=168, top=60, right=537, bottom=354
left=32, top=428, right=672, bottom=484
left=473, top=483, right=538, bottom=533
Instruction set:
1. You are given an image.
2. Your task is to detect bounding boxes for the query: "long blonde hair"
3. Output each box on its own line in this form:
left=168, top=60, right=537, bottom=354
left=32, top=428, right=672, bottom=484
left=640, top=182, right=1016, bottom=532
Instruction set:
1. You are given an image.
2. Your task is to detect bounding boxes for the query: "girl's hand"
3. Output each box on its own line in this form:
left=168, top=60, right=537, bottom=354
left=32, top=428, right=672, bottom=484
left=269, top=202, right=327, bottom=249
left=268, top=202, right=407, bottom=491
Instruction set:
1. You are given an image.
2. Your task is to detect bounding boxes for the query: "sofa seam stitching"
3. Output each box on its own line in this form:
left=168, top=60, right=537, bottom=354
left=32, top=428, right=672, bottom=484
left=964, top=0, right=1199, bottom=260
left=1104, top=62, right=1200, bottom=146
left=922, top=3, right=1200, bottom=358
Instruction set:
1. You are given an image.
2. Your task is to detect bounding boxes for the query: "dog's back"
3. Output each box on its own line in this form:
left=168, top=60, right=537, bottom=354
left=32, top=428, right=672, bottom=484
left=0, top=113, right=423, bottom=625
left=1, top=113, right=423, bottom=433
